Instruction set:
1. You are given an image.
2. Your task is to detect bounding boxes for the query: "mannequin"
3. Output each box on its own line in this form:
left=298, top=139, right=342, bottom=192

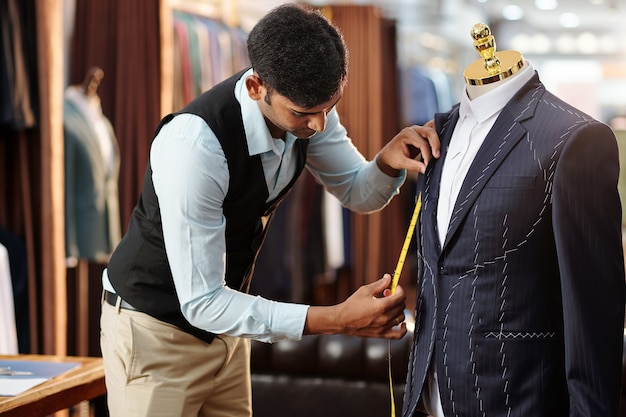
left=402, top=23, right=624, bottom=417
left=64, top=66, right=122, bottom=263
left=463, top=23, right=524, bottom=93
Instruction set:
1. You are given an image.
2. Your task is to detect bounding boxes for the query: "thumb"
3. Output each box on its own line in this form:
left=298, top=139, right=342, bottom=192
left=369, top=273, right=392, bottom=295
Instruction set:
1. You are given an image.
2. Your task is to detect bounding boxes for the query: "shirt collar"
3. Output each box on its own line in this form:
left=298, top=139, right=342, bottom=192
left=459, top=60, right=535, bottom=123
left=235, top=68, right=277, bottom=156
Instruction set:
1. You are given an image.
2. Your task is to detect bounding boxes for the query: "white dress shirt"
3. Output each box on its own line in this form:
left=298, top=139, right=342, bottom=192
left=64, top=86, right=117, bottom=175
left=425, top=61, right=535, bottom=416
left=104, top=69, right=406, bottom=343
left=0, top=243, right=17, bottom=354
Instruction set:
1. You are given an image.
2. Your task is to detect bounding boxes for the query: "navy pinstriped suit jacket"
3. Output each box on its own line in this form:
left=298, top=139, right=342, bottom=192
left=403, top=72, right=625, bottom=417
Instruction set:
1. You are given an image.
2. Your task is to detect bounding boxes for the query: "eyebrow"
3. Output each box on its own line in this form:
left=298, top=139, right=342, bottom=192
left=291, top=96, right=342, bottom=116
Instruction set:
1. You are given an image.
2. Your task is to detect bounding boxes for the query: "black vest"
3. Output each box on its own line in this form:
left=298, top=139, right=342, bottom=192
left=108, top=69, right=308, bottom=343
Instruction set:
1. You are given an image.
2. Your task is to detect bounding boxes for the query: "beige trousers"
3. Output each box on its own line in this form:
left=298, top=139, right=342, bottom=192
left=100, top=300, right=251, bottom=417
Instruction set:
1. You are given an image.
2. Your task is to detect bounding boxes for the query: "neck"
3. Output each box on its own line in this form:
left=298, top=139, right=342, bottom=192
left=265, top=118, right=285, bottom=140
left=466, top=60, right=528, bottom=100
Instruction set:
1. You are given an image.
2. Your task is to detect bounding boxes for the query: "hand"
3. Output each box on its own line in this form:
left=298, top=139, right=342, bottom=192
left=375, top=122, right=440, bottom=176
left=304, top=274, right=407, bottom=339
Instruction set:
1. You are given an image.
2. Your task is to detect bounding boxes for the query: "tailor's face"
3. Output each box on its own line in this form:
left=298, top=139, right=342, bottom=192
left=246, top=73, right=342, bottom=140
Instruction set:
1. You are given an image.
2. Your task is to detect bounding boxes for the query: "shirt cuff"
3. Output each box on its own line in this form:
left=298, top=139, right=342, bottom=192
left=270, top=302, right=310, bottom=342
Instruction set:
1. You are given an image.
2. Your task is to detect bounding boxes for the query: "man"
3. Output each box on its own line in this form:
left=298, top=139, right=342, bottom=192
left=402, top=40, right=625, bottom=416
left=100, top=4, right=440, bottom=417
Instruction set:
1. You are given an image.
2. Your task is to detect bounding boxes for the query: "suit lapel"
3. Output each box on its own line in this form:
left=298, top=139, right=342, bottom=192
left=422, top=104, right=459, bottom=205
left=428, top=106, right=459, bottom=198
left=420, top=108, right=459, bottom=255
left=441, top=74, right=543, bottom=251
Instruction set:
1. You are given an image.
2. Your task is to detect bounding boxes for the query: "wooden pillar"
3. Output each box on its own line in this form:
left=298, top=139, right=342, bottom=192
left=36, top=0, right=67, bottom=356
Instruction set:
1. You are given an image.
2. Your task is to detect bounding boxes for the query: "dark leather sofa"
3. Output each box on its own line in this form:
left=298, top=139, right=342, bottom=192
left=251, top=323, right=626, bottom=417
left=250, top=323, right=414, bottom=417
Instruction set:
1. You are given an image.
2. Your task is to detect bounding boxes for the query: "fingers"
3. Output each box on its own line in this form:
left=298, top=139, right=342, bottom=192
left=376, top=275, right=406, bottom=303
left=381, top=324, right=408, bottom=339
left=332, top=275, right=407, bottom=339
left=393, top=311, right=405, bottom=327
left=350, top=321, right=408, bottom=339
left=371, top=273, right=392, bottom=295
left=383, top=124, right=440, bottom=175
left=376, top=123, right=440, bottom=176
left=407, top=124, right=440, bottom=166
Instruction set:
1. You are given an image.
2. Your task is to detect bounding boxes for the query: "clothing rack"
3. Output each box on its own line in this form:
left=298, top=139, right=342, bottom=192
left=168, top=0, right=238, bottom=27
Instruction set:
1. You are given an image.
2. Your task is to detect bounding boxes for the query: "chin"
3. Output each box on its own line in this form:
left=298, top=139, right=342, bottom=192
left=296, top=131, right=317, bottom=139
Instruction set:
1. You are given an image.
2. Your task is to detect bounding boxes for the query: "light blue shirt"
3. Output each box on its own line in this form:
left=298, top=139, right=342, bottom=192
left=104, top=69, right=406, bottom=343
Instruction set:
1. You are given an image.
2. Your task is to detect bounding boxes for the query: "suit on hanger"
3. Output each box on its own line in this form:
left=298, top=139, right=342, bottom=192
left=403, top=72, right=625, bottom=417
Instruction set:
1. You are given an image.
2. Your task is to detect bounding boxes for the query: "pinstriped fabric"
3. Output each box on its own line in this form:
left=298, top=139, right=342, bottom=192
left=402, top=73, right=625, bottom=417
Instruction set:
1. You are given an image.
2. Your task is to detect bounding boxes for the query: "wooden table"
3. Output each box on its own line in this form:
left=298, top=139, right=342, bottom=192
left=0, top=355, right=105, bottom=417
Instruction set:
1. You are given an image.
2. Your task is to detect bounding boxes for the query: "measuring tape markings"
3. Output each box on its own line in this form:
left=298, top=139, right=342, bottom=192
left=387, top=192, right=422, bottom=417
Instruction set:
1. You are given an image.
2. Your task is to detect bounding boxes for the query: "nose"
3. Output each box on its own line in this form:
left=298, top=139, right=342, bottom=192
left=307, top=112, right=327, bottom=133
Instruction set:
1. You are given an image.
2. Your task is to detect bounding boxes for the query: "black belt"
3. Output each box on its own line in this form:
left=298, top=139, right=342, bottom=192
left=104, top=290, right=138, bottom=311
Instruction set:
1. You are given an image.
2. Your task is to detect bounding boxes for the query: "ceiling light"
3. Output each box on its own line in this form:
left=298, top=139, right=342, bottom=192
left=531, top=33, right=552, bottom=54
left=577, top=32, right=599, bottom=54
left=598, top=34, right=618, bottom=54
left=510, top=33, right=531, bottom=52
left=559, top=12, right=580, bottom=28
left=502, top=5, right=524, bottom=20
left=555, top=34, right=576, bottom=54
left=534, top=0, right=558, bottom=10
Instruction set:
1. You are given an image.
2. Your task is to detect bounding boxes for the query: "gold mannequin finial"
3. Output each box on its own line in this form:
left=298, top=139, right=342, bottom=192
left=463, top=23, right=524, bottom=86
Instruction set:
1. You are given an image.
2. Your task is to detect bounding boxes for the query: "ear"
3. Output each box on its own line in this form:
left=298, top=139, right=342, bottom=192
left=245, top=74, right=264, bottom=102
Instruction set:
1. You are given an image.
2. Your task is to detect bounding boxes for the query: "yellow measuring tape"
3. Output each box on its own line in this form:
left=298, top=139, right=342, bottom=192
left=388, top=192, right=422, bottom=417
left=390, top=193, right=422, bottom=295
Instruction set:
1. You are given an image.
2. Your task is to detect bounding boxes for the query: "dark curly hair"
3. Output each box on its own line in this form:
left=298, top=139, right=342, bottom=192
left=247, top=3, right=348, bottom=109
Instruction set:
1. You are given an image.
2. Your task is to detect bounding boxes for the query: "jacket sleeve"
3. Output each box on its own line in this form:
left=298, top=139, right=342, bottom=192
left=552, top=120, right=625, bottom=417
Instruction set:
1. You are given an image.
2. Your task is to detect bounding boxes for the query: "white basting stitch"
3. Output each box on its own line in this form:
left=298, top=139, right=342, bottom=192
left=485, top=331, right=557, bottom=339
